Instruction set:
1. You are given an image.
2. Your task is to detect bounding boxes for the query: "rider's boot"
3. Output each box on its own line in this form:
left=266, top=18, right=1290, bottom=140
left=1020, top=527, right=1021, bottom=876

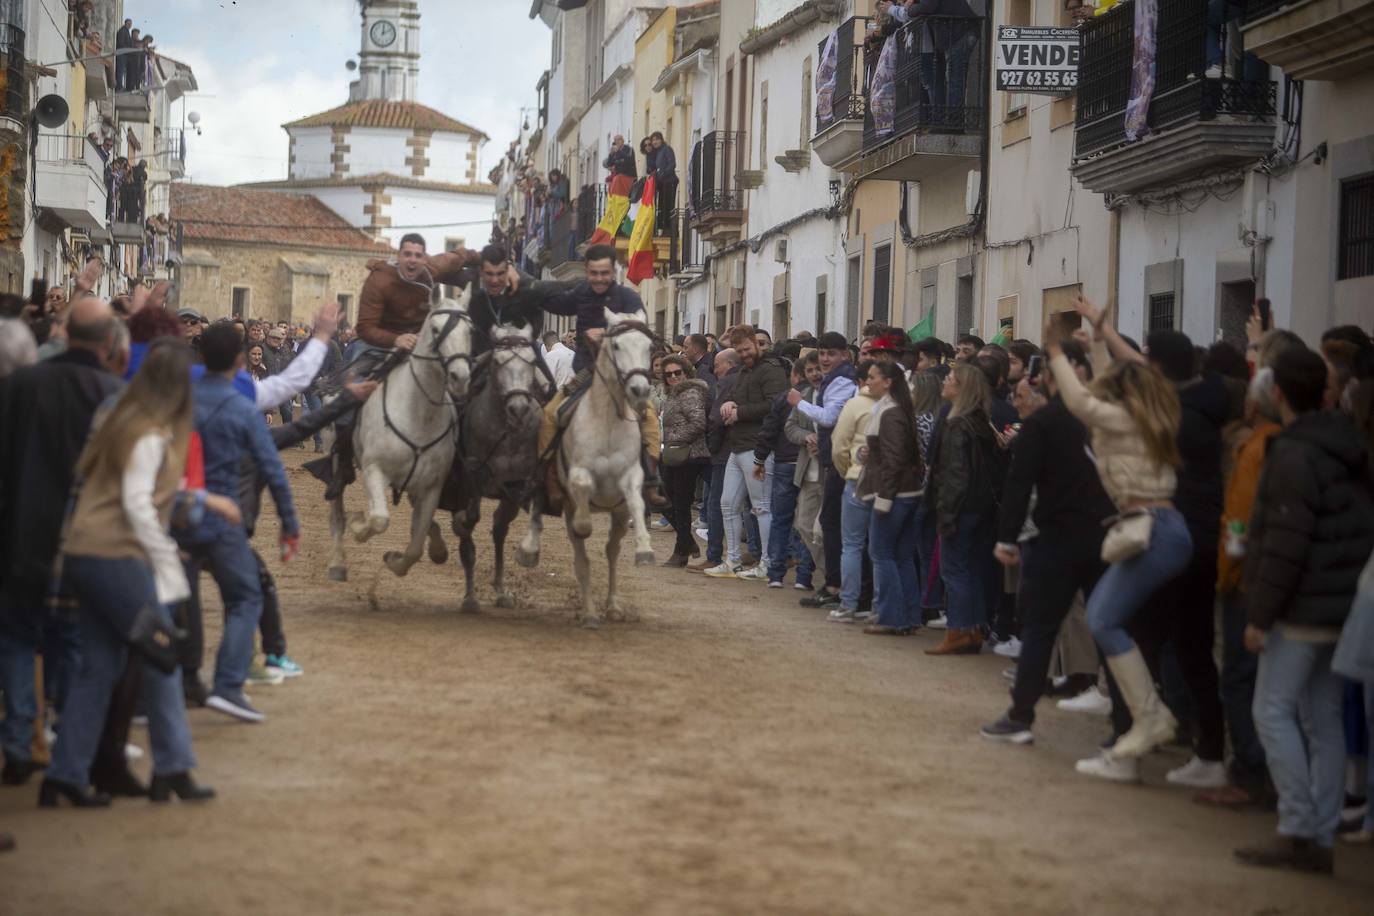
left=642, top=451, right=669, bottom=511
left=542, top=459, right=564, bottom=517
left=324, top=430, right=357, bottom=501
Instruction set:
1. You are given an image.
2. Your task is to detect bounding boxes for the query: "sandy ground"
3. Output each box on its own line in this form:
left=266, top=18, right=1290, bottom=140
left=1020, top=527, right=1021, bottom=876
left=2, top=451, right=1372, bottom=915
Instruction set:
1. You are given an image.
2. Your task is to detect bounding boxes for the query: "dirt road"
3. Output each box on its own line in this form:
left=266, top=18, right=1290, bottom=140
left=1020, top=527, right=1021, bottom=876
left=3, top=454, right=1371, bottom=915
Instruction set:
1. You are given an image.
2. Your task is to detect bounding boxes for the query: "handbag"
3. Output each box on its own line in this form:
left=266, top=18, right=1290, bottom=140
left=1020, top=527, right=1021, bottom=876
left=661, top=443, right=692, bottom=467
left=1101, top=508, right=1154, bottom=564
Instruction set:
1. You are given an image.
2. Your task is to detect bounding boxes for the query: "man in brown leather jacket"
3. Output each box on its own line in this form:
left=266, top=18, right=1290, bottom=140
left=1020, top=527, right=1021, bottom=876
left=355, top=233, right=476, bottom=354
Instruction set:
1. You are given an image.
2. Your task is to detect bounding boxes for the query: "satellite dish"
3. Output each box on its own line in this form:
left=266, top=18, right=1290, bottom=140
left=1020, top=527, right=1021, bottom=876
left=188, top=111, right=201, bottom=126
left=34, top=94, right=69, bottom=129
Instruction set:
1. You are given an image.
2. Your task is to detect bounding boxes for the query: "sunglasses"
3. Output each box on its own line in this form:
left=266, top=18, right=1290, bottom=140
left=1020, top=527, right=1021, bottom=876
left=664, top=370, right=685, bottom=378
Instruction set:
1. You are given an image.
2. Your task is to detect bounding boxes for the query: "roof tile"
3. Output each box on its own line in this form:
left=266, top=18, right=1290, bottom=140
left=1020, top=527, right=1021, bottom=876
left=171, top=184, right=393, bottom=253
left=283, top=100, right=489, bottom=138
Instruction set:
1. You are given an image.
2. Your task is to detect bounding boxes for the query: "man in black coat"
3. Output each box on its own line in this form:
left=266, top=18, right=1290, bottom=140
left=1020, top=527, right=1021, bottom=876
left=0, top=297, right=120, bottom=785
left=1235, top=347, right=1374, bottom=875
left=603, top=134, right=637, bottom=180
left=980, top=342, right=1116, bottom=744
left=115, top=18, right=133, bottom=90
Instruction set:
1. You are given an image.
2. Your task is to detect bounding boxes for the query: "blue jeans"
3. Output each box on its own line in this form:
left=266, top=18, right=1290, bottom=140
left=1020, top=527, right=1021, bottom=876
left=940, top=511, right=994, bottom=630
left=0, top=608, right=77, bottom=765
left=767, top=464, right=799, bottom=583
left=182, top=525, right=263, bottom=697
left=839, top=481, right=871, bottom=611
left=1086, top=508, right=1193, bottom=657
left=915, top=504, right=943, bottom=609
left=721, top=451, right=772, bottom=566
left=1220, top=592, right=1267, bottom=788
left=705, top=463, right=727, bottom=564
left=46, top=556, right=196, bottom=786
left=870, top=497, right=921, bottom=629
left=304, top=391, right=324, bottom=447
left=1253, top=629, right=1346, bottom=847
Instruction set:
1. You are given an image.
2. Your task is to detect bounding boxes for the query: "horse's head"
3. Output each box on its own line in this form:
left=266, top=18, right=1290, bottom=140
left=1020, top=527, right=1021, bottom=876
left=488, top=322, right=541, bottom=427
left=422, top=289, right=473, bottom=399
left=602, top=308, right=655, bottom=411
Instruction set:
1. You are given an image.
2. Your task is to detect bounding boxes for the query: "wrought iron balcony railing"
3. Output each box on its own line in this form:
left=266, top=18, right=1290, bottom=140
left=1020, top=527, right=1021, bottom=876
left=815, top=16, right=871, bottom=136
left=574, top=183, right=607, bottom=247
left=862, top=15, right=986, bottom=153
left=688, top=130, right=746, bottom=216
left=0, top=22, right=25, bottom=122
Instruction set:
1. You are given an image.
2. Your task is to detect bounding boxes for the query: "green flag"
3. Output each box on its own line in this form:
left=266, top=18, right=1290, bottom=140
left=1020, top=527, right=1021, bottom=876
left=989, top=320, right=1013, bottom=347
left=907, top=311, right=934, bottom=343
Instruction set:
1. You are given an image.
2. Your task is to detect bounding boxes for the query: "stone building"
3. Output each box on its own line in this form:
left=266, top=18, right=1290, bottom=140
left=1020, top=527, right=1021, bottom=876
left=171, top=183, right=389, bottom=325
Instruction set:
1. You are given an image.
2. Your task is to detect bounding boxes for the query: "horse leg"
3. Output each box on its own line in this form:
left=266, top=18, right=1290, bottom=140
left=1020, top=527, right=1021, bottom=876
left=604, top=506, right=629, bottom=620
left=383, top=488, right=439, bottom=578
left=427, top=519, right=448, bottom=565
left=621, top=467, right=655, bottom=567
left=457, top=497, right=481, bottom=613
left=328, top=496, right=348, bottom=581
left=566, top=514, right=597, bottom=628
left=515, top=488, right=544, bottom=568
left=348, top=463, right=391, bottom=542
left=492, top=496, right=520, bottom=609
left=567, top=467, right=594, bottom=540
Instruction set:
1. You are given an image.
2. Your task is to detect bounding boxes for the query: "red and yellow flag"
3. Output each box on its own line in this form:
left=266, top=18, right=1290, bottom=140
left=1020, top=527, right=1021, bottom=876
left=589, top=174, right=634, bottom=247
left=626, top=176, right=657, bottom=285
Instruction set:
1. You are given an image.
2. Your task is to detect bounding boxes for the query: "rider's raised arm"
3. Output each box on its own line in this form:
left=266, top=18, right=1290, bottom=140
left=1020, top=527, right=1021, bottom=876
left=428, top=247, right=480, bottom=286
left=539, top=280, right=584, bottom=318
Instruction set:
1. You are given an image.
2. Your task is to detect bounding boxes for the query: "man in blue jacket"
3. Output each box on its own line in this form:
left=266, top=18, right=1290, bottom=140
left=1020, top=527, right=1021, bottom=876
left=177, top=324, right=299, bottom=724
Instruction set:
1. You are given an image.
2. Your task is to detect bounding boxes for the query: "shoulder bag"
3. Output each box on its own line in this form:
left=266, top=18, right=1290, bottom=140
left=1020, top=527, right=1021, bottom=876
left=1101, top=508, right=1154, bottom=565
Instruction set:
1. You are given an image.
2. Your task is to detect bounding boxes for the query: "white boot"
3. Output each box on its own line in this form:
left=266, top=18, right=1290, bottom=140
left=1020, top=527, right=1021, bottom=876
left=1105, top=647, right=1176, bottom=759
left=1075, top=750, right=1141, bottom=784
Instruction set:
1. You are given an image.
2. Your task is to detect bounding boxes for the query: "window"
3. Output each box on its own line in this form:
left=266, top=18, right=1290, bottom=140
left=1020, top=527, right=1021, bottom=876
left=816, top=290, right=827, bottom=335
left=956, top=275, right=974, bottom=336
left=1339, top=173, right=1374, bottom=280
left=231, top=286, right=250, bottom=318
left=773, top=301, right=790, bottom=340
left=872, top=244, right=892, bottom=324
left=337, top=293, right=354, bottom=324
left=846, top=253, right=862, bottom=340
left=1149, top=292, right=1177, bottom=331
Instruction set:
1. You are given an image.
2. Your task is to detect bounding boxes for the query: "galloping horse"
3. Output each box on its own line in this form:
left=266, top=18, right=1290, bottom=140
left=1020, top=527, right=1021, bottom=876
left=327, top=288, right=474, bottom=583
left=451, top=322, right=546, bottom=612
left=529, top=308, right=657, bottom=627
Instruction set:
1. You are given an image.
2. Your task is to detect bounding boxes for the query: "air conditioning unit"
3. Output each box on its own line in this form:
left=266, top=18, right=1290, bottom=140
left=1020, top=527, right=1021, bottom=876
left=774, top=238, right=789, bottom=263
left=965, top=170, right=982, bottom=216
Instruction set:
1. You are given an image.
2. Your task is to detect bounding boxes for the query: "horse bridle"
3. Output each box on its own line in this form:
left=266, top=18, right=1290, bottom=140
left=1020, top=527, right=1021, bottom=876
left=405, top=307, right=474, bottom=407
left=593, top=319, right=659, bottom=421
left=487, top=334, right=545, bottom=414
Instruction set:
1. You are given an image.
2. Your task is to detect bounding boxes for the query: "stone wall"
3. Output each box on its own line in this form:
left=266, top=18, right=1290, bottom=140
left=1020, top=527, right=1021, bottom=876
left=179, top=240, right=379, bottom=326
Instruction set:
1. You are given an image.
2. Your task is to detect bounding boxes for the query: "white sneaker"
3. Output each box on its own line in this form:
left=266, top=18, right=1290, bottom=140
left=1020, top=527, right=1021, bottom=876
left=1001, top=666, right=1018, bottom=683
left=1074, top=750, right=1141, bottom=784
left=828, top=607, right=857, bottom=623
left=124, top=743, right=144, bottom=761
left=794, top=582, right=813, bottom=591
left=767, top=580, right=784, bottom=589
left=992, top=637, right=1022, bottom=659
left=650, top=517, right=672, bottom=530
left=1204, top=63, right=1223, bottom=79
left=1165, top=756, right=1228, bottom=789
left=735, top=563, right=769, bottom=581
left=928, top=613, right=948, bottom=630
left=703, top=563, right=742, bottom=578
left=694, top=527, right=708, bottom=540
left=1057, top=687, right=1112, bottom=716
left=852, top=609, right=876, bottom=623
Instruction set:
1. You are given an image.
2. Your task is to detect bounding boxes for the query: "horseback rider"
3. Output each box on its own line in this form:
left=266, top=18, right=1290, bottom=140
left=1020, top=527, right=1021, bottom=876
left=465, top=243, right=578, bottom=390
left=537, top=243, right=668, bottom=512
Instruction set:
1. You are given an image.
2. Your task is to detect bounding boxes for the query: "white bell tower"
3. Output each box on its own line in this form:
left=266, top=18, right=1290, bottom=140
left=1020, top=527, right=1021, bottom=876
left=349, top=0, right=421, bottom=103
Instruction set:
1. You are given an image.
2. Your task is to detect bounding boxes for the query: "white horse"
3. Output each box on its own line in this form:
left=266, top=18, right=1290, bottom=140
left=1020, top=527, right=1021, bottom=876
left=526, top=308, right=656, bottom=627
left=327, top=290, right=473, bottom=583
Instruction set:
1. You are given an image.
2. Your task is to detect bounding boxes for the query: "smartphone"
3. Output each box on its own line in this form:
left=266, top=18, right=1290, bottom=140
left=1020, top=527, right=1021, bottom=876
left=1027, top=354, right=1042, bottom=380
left=1256, top=297, right=1271, bottom=332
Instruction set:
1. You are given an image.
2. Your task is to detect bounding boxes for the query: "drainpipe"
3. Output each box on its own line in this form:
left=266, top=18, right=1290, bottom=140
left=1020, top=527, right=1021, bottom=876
left=1107, top=206, right=1121, bottom=327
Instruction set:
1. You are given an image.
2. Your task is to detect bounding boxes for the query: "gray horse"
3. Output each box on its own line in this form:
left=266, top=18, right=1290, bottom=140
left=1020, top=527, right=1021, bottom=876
left=450, top=322, right=547, bottom=612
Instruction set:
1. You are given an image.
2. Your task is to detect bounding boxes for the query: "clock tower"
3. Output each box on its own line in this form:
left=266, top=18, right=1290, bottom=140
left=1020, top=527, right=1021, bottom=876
left=349, top=0, right=420, bottom=103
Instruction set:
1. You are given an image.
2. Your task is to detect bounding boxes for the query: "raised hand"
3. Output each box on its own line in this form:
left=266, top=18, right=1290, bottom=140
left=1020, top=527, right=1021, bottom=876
left=313, top=300, right=341, bottom=340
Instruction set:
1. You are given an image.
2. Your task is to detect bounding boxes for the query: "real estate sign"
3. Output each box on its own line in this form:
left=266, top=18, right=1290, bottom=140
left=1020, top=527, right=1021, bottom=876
left=995, top=26, right=1079, bottom=94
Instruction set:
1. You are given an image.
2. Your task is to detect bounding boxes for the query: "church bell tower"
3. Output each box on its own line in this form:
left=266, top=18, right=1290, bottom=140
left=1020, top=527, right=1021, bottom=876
left=349, top=0, right=421, bottom=103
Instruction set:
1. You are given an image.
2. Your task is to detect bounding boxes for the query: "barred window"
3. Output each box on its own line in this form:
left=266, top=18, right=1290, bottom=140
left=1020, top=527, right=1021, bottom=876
left=1339, top=174, right=1374, bottom=281
left=1148, top=292, right=1176, bottom=331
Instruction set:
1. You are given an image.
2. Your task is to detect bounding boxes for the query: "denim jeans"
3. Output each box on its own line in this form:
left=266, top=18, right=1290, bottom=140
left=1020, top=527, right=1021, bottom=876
left=915, top=504, right=943, bottom=609
left=0, top=608, right=77, bottom=765
left=1253, top=629, right=1346, bottom=847
left=1086, top=508, right=1193, bottom=657
left=1220, top=592, right=1267, bottom=789
left=820, top=468, right=845, bottom=591
left=46, top=556, right=196, bottom=786
left=304, top=391, right=324, bottom=447
left=721, top=451, right=773, bottom=566
left=839, top=480, right=871, bottom=611
left=940, top=511, right=994, bottom=630
left=870, top=497, right=921, bottom=629
left=767, top=463, right=799, bottom=583
left=182, top=525, right=264, bottom=697
left=705, top=463, right=727, bottom=564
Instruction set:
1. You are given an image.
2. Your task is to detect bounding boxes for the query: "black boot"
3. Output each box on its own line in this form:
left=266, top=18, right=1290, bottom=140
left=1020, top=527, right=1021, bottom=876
left=542, top=460, right=564, bottom=517
left=322, top=431, right=357, bottom=501
left=38, top=779, right=111, bottom=808
left=149, top=772, right=216, bottom=803
left=642, top=453, right=670, bottom=511
left=93, top=767, right=149, bottom=798
left=2, top=758, right=44, bottom=786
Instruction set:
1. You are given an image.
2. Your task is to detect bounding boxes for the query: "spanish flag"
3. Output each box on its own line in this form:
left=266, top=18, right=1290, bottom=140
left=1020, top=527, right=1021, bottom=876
left=626, top=176, right=657, bottom=285
left=589, top=174, right=634, bottom=247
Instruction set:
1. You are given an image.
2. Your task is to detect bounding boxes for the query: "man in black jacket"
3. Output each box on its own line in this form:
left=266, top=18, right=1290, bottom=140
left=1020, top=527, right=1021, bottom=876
left=1234, top=347, right=1374, bottom=875
left=980, top=342, right=1116, bottom=745
left=115, top=18, right=133, bottom=90
left=0, top=297, right=120, bottom=785
left=753, top=361, right=808, bottom=588
left=649, top=132, right=677, bottom=233
left=603, top=135, right=637, bottom=181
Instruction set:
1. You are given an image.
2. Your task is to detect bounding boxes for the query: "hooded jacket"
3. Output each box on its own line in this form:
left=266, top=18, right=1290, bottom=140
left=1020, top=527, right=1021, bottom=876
left=723, top=355, right=788, bottom=454
left=661, top=378, right=710, bottom=461
left=1244, top=411, right=1374, bottom=631
left=356, top=250, right=474, bottom=348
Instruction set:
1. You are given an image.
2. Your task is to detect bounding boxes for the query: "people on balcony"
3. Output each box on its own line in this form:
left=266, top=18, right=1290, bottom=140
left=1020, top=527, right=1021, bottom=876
left=115, top=19, right=133, bottom=90
left=650, top=132, right=678, bottom=235
left=604, top=134, right=638, bottom=182
left=1207, top=0, right=1269, bottom=82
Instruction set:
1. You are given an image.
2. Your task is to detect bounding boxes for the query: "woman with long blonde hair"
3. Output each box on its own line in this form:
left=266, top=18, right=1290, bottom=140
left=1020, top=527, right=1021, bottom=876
left=1046, top=319, right=1192, bottom=782
left=40, top=338, right=233, bottom=807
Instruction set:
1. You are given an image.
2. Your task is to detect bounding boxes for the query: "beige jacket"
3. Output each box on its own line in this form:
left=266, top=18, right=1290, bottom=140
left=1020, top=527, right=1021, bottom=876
left=1050, top=353, right=1176, bottom=507
left=831, top=387, right=878, bottom=480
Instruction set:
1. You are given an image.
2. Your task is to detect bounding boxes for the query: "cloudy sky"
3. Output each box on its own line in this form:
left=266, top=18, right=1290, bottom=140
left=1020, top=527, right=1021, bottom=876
left=145, top=0, right=550, bottom=186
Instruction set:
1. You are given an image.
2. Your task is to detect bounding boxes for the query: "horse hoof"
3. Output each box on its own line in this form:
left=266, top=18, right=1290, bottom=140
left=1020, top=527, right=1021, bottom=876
left=460, top=597, right=481, bottom=614
left=383, top=551, right=410, bottom=577
left=634, top=551, right=655, bottom=567
left=429, top=543, right=449, bottom=565
left=514, top=547, right=540, bottom=569
left=328, top=566, right=348, bottom=582
left=572, top=522, right=592, bottom=539
left=577, top=615, right=601, bottom=630
left=495, top=593, right=516, bottom=610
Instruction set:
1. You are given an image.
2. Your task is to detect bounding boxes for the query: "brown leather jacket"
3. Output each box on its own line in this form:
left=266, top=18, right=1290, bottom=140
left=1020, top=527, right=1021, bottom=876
left=356, top=250, right=475, bottom=347
left=857, top=397, right=925, bottom=512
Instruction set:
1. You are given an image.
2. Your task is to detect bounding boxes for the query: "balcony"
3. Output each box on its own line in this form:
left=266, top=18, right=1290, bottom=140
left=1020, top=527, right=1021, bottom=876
left=114, top=90, right=151, bottom=123
left=34, top=134, right=108, bottom=232
left=813, top=16, right=871, bottom=169
left=574, top=182, right=607, bottom=251
left=547, top=198, right=579, bottom=280
left=689, top=130, right=746, bottom=245
left=163, top=128, right=187, bottom=179
left=1242, top=0, right=1374, bottom=80
left=1072, top=0, right=1277, bottom=195
left=668, top=208, right=705, bottom=279
left=0, top=23, right=25, bottom=143
left=853, top=16, right=985, bottom=183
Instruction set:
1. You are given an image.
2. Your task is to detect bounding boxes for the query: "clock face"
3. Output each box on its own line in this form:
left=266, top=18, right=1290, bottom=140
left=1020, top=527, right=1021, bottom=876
left=370, top=20, right=397, bottom=48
